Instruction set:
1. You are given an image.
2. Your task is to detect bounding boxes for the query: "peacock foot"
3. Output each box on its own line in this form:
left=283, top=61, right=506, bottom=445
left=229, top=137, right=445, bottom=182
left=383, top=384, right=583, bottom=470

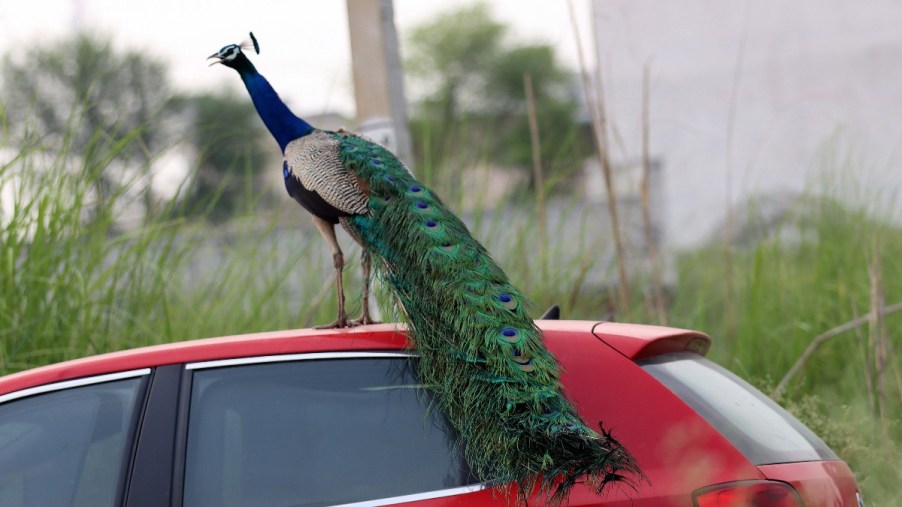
left=347, top=314, right=380, bottom=327
left=314, top=315, right=350, bottom=329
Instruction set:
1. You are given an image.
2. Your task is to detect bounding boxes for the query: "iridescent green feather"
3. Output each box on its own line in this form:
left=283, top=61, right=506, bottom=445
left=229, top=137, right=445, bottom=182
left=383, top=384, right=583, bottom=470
left=335, top=132, right=639, bottom=502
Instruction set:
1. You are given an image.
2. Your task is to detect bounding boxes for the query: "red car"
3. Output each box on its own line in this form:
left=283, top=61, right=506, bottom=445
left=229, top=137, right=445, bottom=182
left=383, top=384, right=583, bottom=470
left=0, top=320, right=861, bottom=506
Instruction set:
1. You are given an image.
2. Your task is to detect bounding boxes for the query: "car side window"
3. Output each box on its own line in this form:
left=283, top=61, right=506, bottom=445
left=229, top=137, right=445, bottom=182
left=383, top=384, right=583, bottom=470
left=183, top=357, right=474, bottom=507
left=0, top=377, right=146, bottom=507
left=641, top=352, right=837, bottom=465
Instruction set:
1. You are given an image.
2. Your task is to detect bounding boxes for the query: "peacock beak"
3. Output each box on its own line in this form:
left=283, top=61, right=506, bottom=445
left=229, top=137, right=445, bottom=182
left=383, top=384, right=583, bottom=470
left=207, top=53, right=222, bottom=66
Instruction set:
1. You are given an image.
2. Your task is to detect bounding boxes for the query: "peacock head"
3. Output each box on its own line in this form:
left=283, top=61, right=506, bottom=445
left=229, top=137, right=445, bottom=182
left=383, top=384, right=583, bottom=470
left=207, top=32, right=260, bottom=68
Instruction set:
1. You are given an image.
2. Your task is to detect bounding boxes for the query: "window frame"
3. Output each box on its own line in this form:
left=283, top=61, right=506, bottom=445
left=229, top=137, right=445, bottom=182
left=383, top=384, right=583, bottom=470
left=184, top=351, right=416, bottom=371
left=0, top=368, right=150, bottom=405
left=126, top=364, right=184, bottom=507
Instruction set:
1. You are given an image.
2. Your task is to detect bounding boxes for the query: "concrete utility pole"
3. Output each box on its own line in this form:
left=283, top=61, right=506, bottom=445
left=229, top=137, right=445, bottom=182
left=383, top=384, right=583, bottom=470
left=345, top=0, right=413, bottom=165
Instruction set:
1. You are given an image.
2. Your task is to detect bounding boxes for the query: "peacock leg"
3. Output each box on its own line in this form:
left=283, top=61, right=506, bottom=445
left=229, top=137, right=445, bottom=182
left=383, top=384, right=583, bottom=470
left=349, top=250, right=380, bottom=326
left=312, top=216, right=349, bottom=329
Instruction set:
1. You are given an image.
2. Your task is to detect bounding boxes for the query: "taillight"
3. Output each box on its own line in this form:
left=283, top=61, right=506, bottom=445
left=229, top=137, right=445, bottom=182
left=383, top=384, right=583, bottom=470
left=693, top=480, right=803, bottom=507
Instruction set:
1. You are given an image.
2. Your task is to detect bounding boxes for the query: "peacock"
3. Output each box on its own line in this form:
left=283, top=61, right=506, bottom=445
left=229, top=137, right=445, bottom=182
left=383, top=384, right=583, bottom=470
left=208, top=33, right=639, bottom=503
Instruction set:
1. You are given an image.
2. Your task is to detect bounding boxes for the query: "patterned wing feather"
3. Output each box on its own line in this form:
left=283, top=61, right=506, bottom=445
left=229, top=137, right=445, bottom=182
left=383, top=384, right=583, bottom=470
left=284, top=130, right=368, bottom=215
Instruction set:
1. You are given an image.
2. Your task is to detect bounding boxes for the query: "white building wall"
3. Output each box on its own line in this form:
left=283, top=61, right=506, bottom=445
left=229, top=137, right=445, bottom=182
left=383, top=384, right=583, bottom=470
left=590, top=0, right=902, bottom=247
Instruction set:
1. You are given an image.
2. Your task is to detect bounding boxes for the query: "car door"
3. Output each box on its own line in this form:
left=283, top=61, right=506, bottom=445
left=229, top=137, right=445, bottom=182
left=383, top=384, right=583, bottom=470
left=176, top=352, right=493, bottom=507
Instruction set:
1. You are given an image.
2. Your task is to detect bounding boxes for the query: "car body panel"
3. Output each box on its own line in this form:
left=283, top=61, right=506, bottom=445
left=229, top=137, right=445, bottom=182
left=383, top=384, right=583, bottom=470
left=0, top=324, right=409, bottom=396
left=543, top=325, right=763, bottom=506
left=758, top=461, right=859, bottom=507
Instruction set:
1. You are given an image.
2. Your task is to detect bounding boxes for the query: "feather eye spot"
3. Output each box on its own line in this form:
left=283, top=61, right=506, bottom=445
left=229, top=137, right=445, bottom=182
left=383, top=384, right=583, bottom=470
left=382, top=195, right=391, bottom=203
left=500, top=328, right=520, bottom=343
left=498, top=293, right=518, bottom=310
left=370, top=158, right=383, bottom=166
left=415, top=201, right=429, bottom=210
left=517, top=359, right=535, bottom=372
left=409, top=185, right=423, bottom=193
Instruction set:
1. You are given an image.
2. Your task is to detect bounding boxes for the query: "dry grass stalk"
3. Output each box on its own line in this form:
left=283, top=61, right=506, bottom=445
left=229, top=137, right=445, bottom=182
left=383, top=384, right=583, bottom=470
left=868, top=245, right=890, bottom=433
left=567, top=253, right=597, bottom=312
left=888, top=331, right=902, bottom=408
left=639, top=63, right=667, bottom=325
left=772, top=300, right=902, bottom=398
left=568, top=0, right=630, bottom=313
left=523, top=73, right=548, bottom=281
left=852, top=301, right=877, bottom=416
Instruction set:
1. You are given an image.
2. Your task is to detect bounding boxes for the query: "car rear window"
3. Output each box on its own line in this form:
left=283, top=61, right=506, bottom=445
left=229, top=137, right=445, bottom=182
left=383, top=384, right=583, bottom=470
left=0, top=377, right=145, bottom=506
left=183, top=357, right=475, bottom=507
left=640, top=352, right=837, bottom=465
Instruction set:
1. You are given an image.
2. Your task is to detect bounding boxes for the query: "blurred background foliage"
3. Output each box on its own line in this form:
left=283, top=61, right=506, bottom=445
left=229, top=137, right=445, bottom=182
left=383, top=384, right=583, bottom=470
left=2, top=33, right=270, bottom=225
left=405, top=3, right=588, bottom=192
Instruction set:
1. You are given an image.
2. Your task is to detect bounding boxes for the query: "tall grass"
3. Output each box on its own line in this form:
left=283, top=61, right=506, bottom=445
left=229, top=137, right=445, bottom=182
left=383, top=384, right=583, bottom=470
left=663, top=189, right=902, bottom=506
left=1, top=140, right=180, bottom=370
left=2, top=124, right=900, bottom=503
left=0, top=135, right=337, bottom=374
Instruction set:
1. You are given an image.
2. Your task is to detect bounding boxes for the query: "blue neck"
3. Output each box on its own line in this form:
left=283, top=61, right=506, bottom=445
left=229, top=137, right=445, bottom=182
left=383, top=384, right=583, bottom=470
left=236, top=60, right=314, bottom=152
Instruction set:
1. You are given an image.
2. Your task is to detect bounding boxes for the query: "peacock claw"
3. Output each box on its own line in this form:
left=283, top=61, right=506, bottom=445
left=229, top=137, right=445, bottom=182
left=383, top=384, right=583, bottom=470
left=314, top=316, right=350, bottom=329
left=348, top=315, right=380, bottom=327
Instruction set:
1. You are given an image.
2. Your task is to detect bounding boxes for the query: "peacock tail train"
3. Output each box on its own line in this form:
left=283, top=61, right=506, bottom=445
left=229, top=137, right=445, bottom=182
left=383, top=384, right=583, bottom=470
left=335, top=131, right=640, bottom=502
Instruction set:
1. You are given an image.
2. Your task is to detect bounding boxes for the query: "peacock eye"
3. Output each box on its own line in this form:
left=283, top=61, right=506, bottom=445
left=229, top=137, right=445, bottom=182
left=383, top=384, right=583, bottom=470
left=219, top=45, right=239, bottom=59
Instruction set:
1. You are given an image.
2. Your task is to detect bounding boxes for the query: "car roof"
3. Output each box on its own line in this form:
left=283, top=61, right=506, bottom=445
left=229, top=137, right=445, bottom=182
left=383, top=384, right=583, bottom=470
left=0, top=320, right=710, bottom=397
